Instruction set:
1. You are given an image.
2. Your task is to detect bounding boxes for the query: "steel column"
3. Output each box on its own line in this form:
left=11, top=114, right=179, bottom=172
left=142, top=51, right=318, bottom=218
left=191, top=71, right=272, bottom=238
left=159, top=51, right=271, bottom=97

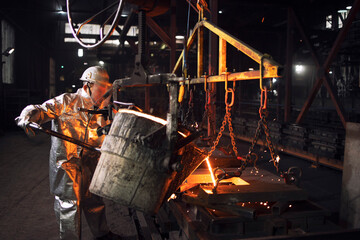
left=208, top=0, right=218, bottom=139
left=170, top=0, right=176, bottom=71
left=197, top=23, right=204, bottom=78
left=284, top=7, right=294, bottom=123
left=219, top=38, right=226, bottom=74
left=208, top=0, right=218, bottom=76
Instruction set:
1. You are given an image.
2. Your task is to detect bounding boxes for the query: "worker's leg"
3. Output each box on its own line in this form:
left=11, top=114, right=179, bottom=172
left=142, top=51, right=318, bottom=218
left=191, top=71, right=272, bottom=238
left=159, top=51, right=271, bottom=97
left=54, top=195, right=80, bottom=240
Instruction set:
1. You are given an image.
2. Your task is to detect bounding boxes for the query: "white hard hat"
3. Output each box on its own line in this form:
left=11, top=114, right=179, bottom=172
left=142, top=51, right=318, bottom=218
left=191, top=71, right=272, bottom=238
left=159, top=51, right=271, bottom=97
left=80, top=66, right=110, bottom=85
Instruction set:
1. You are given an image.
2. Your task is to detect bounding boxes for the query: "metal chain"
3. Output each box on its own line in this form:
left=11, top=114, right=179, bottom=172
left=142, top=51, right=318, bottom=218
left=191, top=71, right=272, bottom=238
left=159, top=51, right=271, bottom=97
left=208, top=106, right=228, bottom=157
left=200, top=93, right=209, bottom=130
left=260, top=111, right=280, bottom=172
left=242, top=119, right=262, bottom=170
left=243, top=90, right=277, bottom=171
left=227, top=106, right=239, bottom=158
left=183, top=104, right=192, bottom=126
left=183, top=89, right=193, bottom=126
left=200, top=91, right=216, bottom=134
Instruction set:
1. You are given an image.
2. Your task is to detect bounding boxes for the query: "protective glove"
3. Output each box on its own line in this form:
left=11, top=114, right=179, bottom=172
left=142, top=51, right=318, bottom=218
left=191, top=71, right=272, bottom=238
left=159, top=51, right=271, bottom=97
left=15, top=116, right=36, bottom=137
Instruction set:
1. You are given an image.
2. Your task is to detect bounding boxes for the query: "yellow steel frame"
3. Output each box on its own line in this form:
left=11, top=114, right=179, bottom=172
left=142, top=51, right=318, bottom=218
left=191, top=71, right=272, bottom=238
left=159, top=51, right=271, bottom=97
left=172, top=14, right=282, bottom=83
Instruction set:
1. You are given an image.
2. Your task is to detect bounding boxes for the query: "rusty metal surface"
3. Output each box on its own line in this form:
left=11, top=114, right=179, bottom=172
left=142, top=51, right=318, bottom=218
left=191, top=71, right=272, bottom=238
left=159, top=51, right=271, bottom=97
left=165, top=143, right=207, bottom=199
left=166, top=198, right=332, bottom=239
left=182, top=168, right=308, bottom=206
left=163, top=169, right=333, bottom=238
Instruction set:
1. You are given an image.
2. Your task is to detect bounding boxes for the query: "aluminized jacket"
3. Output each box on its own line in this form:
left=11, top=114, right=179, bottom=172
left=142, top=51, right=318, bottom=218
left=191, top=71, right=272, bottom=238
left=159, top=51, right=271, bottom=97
left=17, top=88, right=107, bottom=199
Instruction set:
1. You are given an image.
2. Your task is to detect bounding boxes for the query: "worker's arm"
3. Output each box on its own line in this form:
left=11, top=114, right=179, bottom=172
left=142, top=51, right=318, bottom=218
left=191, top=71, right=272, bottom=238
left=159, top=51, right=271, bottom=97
left=15, top=95, right=66, bottom=135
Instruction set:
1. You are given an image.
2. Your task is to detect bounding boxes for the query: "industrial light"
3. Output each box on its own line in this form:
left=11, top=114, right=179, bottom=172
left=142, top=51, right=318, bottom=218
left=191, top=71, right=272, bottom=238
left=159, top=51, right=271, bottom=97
left=2, top=47, right=15, bottom=57
left=338, top=9, right=347, bottom=13
left=346, top=6, right=352, bottom=10
left=99, top=60, right=104, bottom=66
left=72, top=85, right=76, bottom=88
left=295, top=64, right=305, bottom=74
left=175, top=35, right=184, bottom=40
left=84, top=62, right=88, bottom=65
left=78, top=48, right=83, bottom=57
left=248, top=67, right=254, bottom=71
left=160, top=43, right=167, bottom=50
left=218, top=10, right=223, bottom=14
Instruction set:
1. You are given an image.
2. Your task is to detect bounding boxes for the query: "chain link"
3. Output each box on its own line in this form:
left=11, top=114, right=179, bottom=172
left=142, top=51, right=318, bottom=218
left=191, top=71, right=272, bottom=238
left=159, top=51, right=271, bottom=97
left=261, top=112, right=279, bottom=172
left=208, top=105, right=228, bottom=157
left=183, top=104, right=192, bottom=126
left=227, top=107, right=239, bottom=158
left=205, top=85, right=279, bottom=174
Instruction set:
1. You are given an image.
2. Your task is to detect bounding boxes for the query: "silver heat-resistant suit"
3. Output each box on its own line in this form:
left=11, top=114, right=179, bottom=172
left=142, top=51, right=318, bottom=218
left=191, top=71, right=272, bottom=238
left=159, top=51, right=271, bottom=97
left=16, top=87, right=110, bottom=239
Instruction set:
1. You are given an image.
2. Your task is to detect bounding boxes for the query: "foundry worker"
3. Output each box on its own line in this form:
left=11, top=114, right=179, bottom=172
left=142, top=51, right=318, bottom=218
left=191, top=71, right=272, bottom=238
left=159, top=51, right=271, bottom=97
left=15, top=66, right=119, bottom=240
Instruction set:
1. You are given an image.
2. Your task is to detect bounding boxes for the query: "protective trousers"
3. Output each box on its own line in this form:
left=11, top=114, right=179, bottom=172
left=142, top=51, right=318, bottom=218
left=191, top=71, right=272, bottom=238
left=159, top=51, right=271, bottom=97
left=54, top=160, right=109, bottom=239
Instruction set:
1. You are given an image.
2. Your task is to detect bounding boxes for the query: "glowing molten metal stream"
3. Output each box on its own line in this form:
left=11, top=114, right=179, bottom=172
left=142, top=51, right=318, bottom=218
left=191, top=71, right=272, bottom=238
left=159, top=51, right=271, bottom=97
left=205, top=157, right=216, bottom=186
left=118, top=109, right=167, bottom=125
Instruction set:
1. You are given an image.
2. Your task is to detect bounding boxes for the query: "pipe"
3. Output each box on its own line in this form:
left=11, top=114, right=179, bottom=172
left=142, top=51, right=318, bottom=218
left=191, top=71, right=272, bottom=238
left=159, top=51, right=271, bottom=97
left=28, top=122, right=99, bottom=152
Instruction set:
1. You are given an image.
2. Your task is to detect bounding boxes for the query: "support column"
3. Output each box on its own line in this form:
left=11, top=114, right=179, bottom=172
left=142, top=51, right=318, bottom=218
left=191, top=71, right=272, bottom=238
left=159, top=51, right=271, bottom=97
left=208, top=0, right=218, bottom=138
left=340, top=122, right=360, bottom=228
left=170, top=0, right=176, bottom=71
left=219, top=38, right=226, bottom=74
left=284, top=7, right=294, bottom=123
left=0, top=22, right=4, bottom=135
left=197, top=21, right=204, bottom=78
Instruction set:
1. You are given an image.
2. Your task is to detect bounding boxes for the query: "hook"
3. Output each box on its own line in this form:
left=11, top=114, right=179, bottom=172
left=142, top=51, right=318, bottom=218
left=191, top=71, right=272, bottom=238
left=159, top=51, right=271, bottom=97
left=225, top=88, right=235, bottom=107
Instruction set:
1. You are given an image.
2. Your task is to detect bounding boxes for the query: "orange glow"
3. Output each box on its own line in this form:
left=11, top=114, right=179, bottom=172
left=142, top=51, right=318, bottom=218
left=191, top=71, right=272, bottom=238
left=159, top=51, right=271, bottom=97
left=177, top=131, right=187, bottom=137
left=118, top=109, right=167, bottom=125
left=205, top=157, right=216, bottom=186
left=167, top=193, right=177, bottom=202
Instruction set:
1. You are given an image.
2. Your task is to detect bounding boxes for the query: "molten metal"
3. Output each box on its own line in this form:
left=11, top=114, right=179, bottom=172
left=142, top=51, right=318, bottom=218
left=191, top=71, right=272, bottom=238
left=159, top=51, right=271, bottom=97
left=117, top=109, right=167, bottom=125
left=205, top=157, right=216, bottom=186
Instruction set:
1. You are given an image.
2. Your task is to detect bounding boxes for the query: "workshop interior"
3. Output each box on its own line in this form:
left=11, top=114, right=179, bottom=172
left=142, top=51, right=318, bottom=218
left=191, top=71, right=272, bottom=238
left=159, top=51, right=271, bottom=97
left=1, top=0, right=360, bottom=239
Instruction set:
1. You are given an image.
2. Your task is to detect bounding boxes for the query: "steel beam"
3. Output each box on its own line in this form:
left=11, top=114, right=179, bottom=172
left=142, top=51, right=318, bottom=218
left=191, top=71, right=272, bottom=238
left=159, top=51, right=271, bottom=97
left=146, top=16, right=171, bottom=48
left=200, top=21, right=281, bottom=71
left=172, top=27, right=197, bottom=74
left=187, top=69, right=280, bottom=84
left=295, top=0, right=360, bottom=128
left=172, top=20, right=282, bottom=77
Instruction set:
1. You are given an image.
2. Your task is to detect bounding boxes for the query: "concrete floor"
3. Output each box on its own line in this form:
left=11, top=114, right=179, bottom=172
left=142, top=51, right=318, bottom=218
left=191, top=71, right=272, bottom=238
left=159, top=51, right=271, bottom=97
left=0, top=129, right=346, bottom=239
left=0, top=130, right=139, bottom=240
